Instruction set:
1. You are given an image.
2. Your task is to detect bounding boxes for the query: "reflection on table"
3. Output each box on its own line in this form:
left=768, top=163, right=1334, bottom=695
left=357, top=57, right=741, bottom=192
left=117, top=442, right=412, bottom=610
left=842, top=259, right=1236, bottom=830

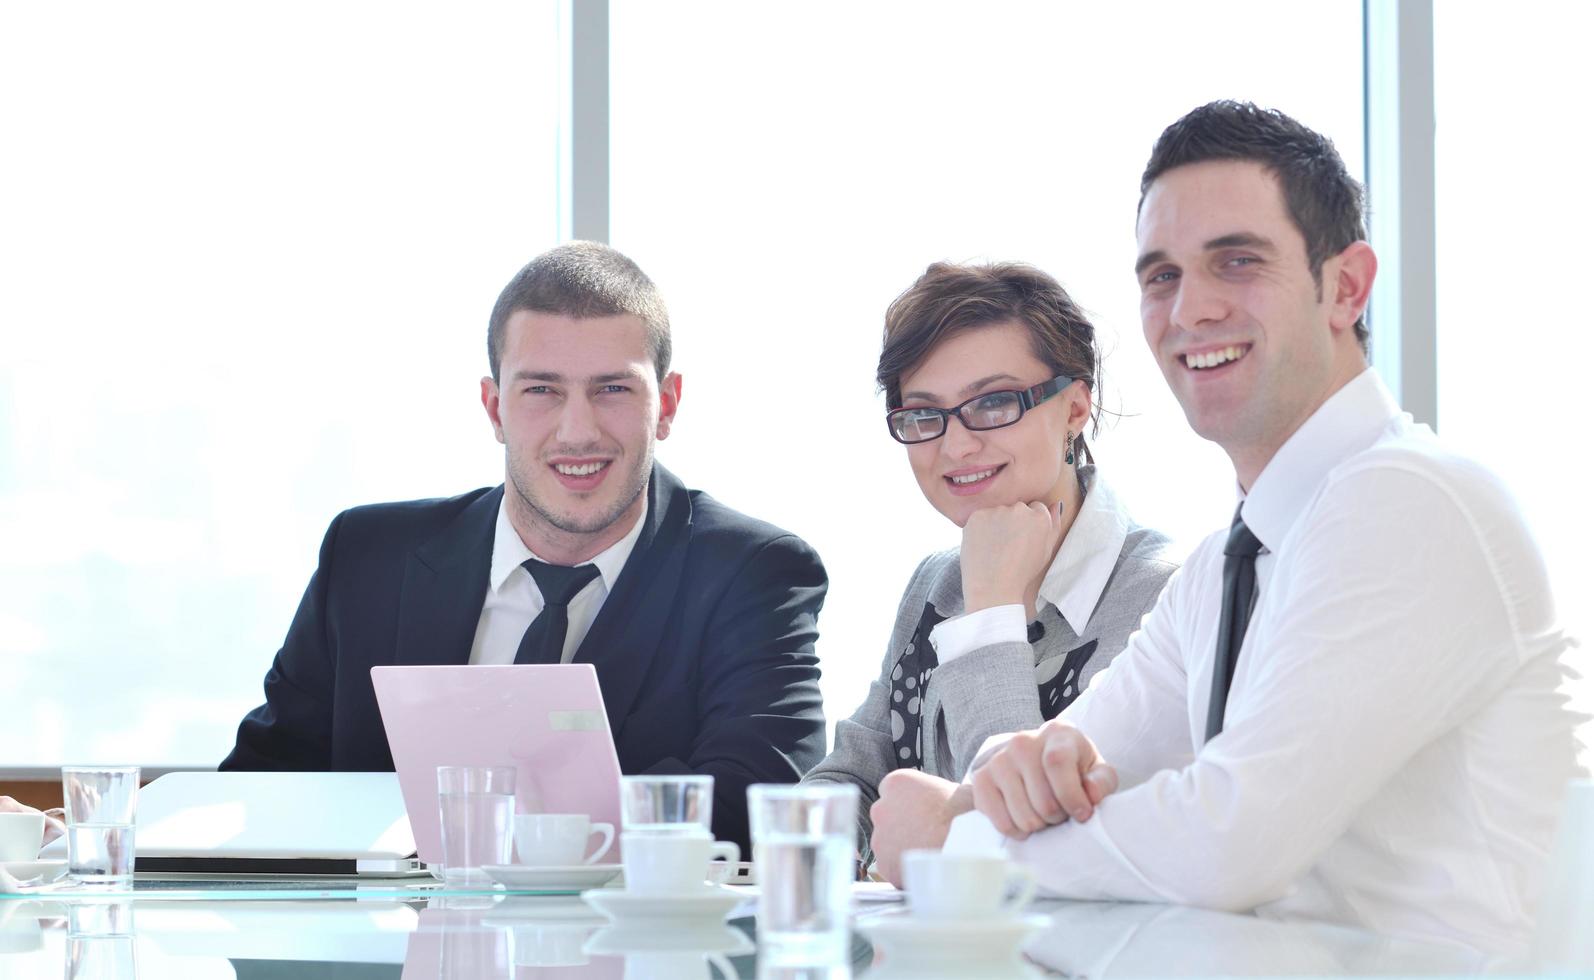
left=0, top=882, right=1543, bottom=979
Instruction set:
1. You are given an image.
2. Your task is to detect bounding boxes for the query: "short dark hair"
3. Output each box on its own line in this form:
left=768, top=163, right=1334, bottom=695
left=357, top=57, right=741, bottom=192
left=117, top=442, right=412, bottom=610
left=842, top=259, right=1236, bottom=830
left=878, top=261, right=1102, bottom=465
left=1139, top=100, right=1369, bottom=353
left=487, top=241, right=672, bottom=382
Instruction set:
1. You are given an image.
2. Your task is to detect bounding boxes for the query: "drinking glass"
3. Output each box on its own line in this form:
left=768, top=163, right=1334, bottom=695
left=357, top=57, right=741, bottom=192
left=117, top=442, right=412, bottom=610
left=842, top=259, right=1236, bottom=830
left=619, top=774, right=716, bottom=835
left=61, top=767, right=141, bottom=886
left=436, top=765, right=515, bottom=885
left=619, top=775, right=737, bottom=893
left=748, top=784, right=857, bottom=943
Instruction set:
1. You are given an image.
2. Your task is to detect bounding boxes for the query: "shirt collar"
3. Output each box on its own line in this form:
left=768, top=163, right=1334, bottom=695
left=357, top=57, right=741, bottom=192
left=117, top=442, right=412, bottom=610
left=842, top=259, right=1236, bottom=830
left=1038, top=465, right=1132, bottom=635
left=487, top=490, right=646, bottom=594
left=1240, top=368, right=1404, bottom=551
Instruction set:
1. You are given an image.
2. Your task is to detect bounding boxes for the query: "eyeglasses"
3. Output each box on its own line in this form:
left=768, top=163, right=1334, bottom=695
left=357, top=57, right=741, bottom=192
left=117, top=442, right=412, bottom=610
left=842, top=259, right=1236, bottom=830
left=885, top=375, right=1076, bottom=445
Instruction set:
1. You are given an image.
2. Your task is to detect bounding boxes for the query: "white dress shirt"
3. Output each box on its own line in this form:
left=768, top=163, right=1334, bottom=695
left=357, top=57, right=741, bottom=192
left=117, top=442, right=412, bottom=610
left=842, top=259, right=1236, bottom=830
left=467, top=495, right=645, bottom=665
left=927, top=468, right=1133, bottom=663
left=946, top=369, right=1586, bottom=951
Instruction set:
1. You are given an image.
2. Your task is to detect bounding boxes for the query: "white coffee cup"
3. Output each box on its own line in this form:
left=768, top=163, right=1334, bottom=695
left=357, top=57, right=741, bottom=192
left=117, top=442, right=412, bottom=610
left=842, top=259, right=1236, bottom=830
left=0, top=812, right=45, bottom=864
left=512, top=922, right=593, bottom=967
left=902, top=850, right=1036, bottom=920
left=514, top=814, right=615, bottom=867
left=620, top=831, right=738, bottom=895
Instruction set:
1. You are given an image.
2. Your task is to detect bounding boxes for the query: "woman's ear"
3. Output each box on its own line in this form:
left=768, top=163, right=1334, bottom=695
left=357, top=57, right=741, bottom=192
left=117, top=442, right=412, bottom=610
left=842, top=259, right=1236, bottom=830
left=1065, top=381, right=1093, bottom=433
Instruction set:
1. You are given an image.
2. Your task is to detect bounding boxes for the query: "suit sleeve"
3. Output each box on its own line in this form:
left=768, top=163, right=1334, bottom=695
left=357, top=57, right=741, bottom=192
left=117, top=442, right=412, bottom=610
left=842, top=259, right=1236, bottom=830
left=218, top=513, right=345, bottom=771
left=644, top=533, right=828, bottom=854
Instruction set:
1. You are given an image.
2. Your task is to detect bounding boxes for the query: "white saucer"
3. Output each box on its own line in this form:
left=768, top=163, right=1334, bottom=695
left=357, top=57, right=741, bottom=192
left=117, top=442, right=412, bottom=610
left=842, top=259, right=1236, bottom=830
left=0, top=860, right=67, bottom=887
left=581, top=885, right=746, bottom=925
left=856, top=911, right=1048, bottom=953
left=484, top=863, right=621, bottom=891
left=584, top=922, right=753, bottom=957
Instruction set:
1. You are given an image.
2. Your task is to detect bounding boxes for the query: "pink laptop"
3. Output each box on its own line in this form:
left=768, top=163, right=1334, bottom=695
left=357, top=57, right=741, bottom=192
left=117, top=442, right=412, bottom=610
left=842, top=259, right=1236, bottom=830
left=371, top=664, right=624, bottom=867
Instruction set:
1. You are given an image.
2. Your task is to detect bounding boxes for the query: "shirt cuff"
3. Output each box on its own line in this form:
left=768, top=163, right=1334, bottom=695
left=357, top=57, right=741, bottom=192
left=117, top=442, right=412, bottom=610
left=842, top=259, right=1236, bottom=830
left=928, top=604, right=1028, bottom=664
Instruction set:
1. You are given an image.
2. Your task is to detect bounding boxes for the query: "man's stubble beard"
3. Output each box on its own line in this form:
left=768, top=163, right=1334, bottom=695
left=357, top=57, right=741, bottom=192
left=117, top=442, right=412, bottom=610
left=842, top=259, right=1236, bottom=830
left=506, top=446, right=654, bottom=537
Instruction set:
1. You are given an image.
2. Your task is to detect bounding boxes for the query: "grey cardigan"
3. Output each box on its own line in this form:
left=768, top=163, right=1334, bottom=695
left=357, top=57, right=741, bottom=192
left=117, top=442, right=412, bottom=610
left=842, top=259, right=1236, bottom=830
left=804, top=471, right=1178, bottom=848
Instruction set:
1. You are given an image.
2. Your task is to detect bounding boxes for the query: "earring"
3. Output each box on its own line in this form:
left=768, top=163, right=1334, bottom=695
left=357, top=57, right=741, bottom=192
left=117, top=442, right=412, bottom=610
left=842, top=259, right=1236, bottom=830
left=1065, top=431, right=1075, bottom=466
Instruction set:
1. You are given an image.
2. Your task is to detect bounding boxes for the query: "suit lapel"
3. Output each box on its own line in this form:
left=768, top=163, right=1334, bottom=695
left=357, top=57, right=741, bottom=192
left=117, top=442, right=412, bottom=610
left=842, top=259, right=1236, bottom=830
left=395, top=486, right=501, bottom=667
left=575, top=464, right=691, bottom=736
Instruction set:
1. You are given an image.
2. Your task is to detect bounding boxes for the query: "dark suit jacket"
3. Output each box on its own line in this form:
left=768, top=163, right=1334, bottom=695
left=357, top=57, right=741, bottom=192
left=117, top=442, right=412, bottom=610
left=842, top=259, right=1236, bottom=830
left=220, top=464, right=828, bottom=853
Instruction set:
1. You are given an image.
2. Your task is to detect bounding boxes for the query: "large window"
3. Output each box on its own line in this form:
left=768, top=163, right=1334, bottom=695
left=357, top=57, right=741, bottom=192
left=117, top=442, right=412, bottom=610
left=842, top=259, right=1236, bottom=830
left=611, top=1, right=1364, bottom=728
left=1433, top=3, right=1592, bottom=674
left=0, top=2, right=564, bottom=767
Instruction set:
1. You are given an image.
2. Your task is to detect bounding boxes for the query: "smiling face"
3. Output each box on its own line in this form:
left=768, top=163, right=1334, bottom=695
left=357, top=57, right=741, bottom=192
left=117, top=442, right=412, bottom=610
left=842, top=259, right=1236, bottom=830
left=897, top=321, right=1089, bottom=528
left=481, top=310, right=680, bottom=563
left=1135, top=159, right=1370, bottom=486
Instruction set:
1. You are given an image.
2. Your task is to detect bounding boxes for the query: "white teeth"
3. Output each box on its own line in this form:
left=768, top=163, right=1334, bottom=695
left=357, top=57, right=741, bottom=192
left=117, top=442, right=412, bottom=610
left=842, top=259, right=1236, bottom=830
left=555, top=462, right=607, bottom=476
left=1186, top=345, right=1247, bottom=370
left=949, top=468, right=997, bottom=485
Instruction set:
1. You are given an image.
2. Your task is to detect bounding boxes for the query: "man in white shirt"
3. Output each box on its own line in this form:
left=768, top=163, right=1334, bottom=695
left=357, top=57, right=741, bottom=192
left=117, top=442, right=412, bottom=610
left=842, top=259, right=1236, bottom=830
left=876, top=101, right=1585, bottom=948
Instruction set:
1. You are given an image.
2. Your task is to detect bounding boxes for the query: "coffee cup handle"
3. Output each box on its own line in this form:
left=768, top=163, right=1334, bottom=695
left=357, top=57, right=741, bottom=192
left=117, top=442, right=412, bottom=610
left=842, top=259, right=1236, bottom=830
left=583, top=822, right=615, bottom=864
left=708, top=841, right=739, bottom=878
left=1000, top=864, right=1037, bottom=913
left=705, top=951, right=737, bottom=979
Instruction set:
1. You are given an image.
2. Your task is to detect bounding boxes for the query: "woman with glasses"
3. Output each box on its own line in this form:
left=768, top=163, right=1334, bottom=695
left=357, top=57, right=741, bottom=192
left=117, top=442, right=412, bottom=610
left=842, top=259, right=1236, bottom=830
left=803, top=261, right=1177, bottom=882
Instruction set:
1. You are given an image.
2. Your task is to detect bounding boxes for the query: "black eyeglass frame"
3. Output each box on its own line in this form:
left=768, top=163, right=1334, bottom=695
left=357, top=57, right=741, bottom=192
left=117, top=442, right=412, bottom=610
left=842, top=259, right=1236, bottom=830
left=884, top=374, right=1078, bottom=445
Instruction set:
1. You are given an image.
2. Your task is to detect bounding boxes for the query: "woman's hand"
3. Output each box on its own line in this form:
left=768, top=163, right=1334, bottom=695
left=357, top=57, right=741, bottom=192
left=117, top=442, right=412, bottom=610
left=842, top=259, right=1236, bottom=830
left=960, top=500, right=1066, bottom=616
left=868, top=770, right=975, bottom=886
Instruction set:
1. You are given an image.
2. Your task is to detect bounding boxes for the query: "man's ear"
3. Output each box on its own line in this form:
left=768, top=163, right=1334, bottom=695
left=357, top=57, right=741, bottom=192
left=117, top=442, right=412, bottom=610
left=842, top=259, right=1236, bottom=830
left=1327, top=241, right=1377, bottom=337
left=481, top=376, right=506, bottom=444
left=656, top=371, right=683, bottom=440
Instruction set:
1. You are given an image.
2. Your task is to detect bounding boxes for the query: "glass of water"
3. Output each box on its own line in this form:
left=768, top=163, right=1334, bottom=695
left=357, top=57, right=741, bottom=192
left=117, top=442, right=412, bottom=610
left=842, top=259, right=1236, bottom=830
left=619, top=774, right=716, bottom=835
left=748, top=783, right=857, bottom=942
left=436, top=766, right=515, bottom=885
left=61, top=766, right=141, bottom=886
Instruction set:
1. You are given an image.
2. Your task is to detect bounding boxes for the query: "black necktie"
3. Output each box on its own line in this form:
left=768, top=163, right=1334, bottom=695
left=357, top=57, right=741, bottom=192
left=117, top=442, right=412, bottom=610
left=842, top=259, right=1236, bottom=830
left=1205, top=507, right=1263, bottom=742
left=514, top=560, right=601, bottom=665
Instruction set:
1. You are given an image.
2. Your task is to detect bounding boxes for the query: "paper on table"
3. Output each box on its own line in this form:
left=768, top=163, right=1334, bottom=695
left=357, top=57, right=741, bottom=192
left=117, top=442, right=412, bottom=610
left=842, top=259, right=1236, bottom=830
left=852, top=880, right=905, bottom=903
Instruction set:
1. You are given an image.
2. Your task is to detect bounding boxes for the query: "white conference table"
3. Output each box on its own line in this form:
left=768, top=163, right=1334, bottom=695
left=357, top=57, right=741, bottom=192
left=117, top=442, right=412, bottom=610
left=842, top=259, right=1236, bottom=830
left=0, top=875, right=1517, bottom=980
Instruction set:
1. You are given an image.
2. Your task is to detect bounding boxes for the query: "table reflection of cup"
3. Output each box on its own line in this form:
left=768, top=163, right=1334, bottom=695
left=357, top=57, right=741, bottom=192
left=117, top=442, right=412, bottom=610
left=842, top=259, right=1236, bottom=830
left=622, top=950, right=736, bottom=979
left=0, top=901, right=43, bottom=954
left=511, top=922, right=594, bottom=967
left=514, top=814, right=614, bottom=867
left=585, top=923, right=747, bottom=980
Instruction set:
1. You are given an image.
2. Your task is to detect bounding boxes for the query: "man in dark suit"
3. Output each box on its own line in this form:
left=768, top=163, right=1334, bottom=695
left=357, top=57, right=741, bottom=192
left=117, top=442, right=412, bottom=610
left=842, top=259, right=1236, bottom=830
left=221, top=242, right=828, bottom=852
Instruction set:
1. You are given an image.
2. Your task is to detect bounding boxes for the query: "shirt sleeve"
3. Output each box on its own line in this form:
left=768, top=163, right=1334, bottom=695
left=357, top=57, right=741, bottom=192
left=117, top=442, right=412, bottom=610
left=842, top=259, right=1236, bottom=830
left=1043, top=553, right=1200, bottom=790
left=928, top=605, right=1027, bottom=662
left=991, top=465, right=1528, bottom=912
